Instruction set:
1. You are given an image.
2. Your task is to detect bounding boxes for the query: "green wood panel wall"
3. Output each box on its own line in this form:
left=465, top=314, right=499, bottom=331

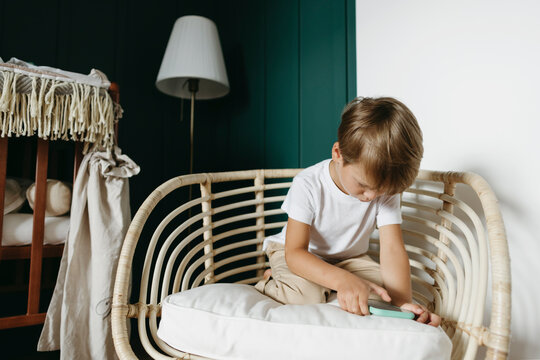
left=264, top=0, right=300, bottom=169
left=0, top=2, right=355, bottom=354
left=0, top=0, right=356, bottom=210
left=300, top=0, right=348, bottom=166
left=1, top=1, right=59, bottom=66
left=346, top=0, right=357, bottom=102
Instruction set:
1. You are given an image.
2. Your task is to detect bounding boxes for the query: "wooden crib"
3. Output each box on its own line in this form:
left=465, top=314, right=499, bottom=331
left=112, top=169, right=511, bottom=360
left=0, top=81, right=120, bottom=329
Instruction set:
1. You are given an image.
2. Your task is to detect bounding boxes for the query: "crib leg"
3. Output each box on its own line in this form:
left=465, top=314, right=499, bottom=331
left=0, top=136, right=7, bottom=251
left=27, top=139, right=49, bottom=315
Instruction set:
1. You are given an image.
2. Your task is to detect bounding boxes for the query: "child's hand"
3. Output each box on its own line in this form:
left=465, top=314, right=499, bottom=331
left=336, top=274, right=391, bottom=316
left=400, top=303, right=441, bottom=327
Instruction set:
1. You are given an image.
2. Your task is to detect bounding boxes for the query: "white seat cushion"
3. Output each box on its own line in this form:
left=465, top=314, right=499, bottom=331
left=158, top=283, right=452, bottom=360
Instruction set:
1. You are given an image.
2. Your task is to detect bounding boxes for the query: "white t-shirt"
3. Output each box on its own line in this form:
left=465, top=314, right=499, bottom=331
left=264, top=159, right=402, bottom=263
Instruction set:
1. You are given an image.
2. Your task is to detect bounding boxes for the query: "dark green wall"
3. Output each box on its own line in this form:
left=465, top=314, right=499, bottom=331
left=0, top=1, right=355, bottom=355
left=0, top=0, right=356, bottom=211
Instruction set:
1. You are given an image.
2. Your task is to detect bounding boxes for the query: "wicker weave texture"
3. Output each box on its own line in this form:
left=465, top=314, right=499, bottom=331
left=111, top=169, right=511, bottom=360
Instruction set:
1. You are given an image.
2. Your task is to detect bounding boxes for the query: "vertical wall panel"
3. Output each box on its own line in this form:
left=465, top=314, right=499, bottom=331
left=198, top=0, right=266, bottom=172
left=1, top=0, right=59, bottom=66
left=119, top=0, right=180, bottom=210
left=299, top=0, right=348, bottom=167
left=346, top=0, right=357, bottom=102
left=264, top=0, right=300, bottom=168
left=56, top=0, right=117, bottom=76
left=228, top=1, right=266, bottom=171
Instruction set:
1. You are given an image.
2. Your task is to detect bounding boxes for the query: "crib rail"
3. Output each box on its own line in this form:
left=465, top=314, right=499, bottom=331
left=111, top=169, right=511, bottom=360
left=0, top=137, right=70, bottom=329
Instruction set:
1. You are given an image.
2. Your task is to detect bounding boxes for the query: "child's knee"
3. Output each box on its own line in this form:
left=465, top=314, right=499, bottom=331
left=257, top=277, right=327, bottom=305
left=282, top=283, right=327, bottom=305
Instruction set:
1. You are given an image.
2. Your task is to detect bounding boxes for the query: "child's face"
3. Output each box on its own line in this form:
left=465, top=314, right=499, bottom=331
left=331, top=142, right=381, bottom=202
left=337, top=162, right=380, bottom=202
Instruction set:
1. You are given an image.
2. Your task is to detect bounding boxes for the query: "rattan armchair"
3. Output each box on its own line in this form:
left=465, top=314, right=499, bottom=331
left=112, top=169, right=511, bottom=360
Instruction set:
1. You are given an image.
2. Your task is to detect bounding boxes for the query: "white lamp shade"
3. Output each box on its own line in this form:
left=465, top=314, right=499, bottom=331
left=156, top=15, right=229, bottom=99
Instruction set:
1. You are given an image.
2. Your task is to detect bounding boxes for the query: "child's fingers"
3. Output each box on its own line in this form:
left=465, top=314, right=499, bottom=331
left=348, top=297, right=360, bottom=315
left=399, top=303, right=442, bottom=327
left=368, top=282, right=391, bottom=302
left=342, top=295, right=356, bottom=315
left=428, top=313, right=442, bottom=327
left=400, top=303, right=424, bottom=315
left=350, top=295, right=369, bottom=316
left=415, top=311, right=429, bottom=324
left=358, top=298, right=369, bottom=316
left=337, top=297, right=347, bottom=312
left=338, top=294, right=353, bottom=314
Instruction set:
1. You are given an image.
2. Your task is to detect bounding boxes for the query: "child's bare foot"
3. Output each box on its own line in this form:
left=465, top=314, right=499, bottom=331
left=263, top=268, right=272, bottom=280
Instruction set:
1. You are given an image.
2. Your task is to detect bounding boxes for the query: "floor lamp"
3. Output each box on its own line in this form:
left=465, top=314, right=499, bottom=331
left=156, top=15, right=229, bottom=175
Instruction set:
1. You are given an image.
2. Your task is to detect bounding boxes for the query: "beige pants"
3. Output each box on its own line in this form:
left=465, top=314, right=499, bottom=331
left=255, top=242, right=384, bottom=305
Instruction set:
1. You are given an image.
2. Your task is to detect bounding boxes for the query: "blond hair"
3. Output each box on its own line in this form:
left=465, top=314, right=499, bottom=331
left=338, top=97, right=423, bottom=195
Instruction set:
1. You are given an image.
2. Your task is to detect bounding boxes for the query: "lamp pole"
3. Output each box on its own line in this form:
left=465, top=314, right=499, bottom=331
left=187, top=78, right=199, bottom=175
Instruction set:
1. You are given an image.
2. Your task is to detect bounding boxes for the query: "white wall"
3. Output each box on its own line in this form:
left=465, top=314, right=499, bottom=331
left=355, top=1, right=540, bottom=359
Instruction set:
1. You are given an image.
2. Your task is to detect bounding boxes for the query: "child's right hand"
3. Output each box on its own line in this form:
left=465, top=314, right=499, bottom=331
left=336, top=273, right=391, bottom=315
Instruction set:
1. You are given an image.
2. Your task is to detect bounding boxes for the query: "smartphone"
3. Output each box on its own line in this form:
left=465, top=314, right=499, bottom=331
left=368, top=299, right=415, bottom=320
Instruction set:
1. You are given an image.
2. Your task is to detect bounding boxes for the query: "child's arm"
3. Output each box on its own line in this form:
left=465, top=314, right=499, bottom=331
left=378, top=224, right=412, bottom=306
left=285, top=217, right=391, bottom=315
left=379, top=224, right=441, bottom=326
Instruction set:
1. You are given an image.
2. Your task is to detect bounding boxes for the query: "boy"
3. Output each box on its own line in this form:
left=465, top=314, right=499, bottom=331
left=255, top=97, right=441, bottom=326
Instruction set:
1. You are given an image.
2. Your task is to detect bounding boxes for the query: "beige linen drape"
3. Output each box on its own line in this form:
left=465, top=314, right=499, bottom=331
left=38, top=146, right=139, bottom=360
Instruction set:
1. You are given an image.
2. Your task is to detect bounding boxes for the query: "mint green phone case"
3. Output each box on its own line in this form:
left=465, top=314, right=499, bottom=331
left=368, top=300, right=415, bottom=320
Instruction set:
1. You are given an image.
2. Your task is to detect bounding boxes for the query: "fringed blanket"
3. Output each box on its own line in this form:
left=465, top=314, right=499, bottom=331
left=0, top=57, right=121, bottom=151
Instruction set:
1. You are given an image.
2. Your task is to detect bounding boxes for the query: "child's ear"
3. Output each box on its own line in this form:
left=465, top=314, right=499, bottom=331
left=332, top=142, right=342, bottom=161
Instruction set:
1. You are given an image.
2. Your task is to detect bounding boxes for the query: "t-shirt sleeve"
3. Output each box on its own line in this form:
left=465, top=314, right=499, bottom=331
left=376, top=194, right=402, bottom=227
left=281, top=176, right=315, bottom=225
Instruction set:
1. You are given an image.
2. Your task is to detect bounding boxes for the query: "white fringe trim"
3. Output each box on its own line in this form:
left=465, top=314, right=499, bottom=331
left=0, top=70, right=118, bottom=150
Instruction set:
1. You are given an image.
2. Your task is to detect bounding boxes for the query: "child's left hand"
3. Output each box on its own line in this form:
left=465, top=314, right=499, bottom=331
left=399, top=303, right=441, bottom=327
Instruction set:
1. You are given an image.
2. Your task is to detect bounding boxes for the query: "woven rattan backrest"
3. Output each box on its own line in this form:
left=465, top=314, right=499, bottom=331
left=112, top=169, right=510, bottom=360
